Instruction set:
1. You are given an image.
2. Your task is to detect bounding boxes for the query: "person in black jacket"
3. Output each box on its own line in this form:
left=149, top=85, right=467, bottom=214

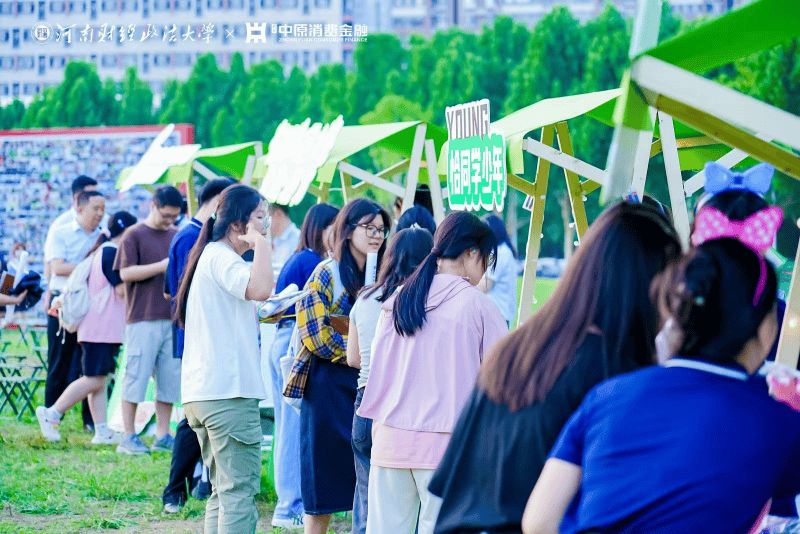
left=428, top=202, right=682, bottom=534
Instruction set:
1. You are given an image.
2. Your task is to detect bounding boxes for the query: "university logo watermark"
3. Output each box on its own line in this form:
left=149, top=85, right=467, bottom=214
left=31, top=23, right=54, bottom=44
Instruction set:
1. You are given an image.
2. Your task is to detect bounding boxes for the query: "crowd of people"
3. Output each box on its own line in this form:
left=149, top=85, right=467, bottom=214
left=19, top=159, right=800, bottom=534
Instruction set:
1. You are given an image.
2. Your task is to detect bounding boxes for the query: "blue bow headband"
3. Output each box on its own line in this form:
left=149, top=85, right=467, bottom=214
left=704, top=161, right=774, bottom=197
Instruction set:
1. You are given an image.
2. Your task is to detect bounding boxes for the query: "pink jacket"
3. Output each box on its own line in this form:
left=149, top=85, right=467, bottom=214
left=358, top=274, right=508, bottom=433
left=77, top=245, right=126, bottom=344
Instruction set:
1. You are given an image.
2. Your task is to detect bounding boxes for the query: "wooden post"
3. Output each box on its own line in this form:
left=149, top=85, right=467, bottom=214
left=340, top=169, right=354, bottom=204
left=555, top=122, right=589, bottom=239
left=658, top=112, right=692, bottom=249
left=423, top=138, right=446, bottom=224
left=316, top=182, right=330, bottom=204
left=402, top=123, right=427, bottom=214
left=186, top=174, right=197, bottom=217
left=517, top=125, right=555, bottom=325
left=777, top=241, right=800, bottom=369
left=242, top=155, right=256, bottom=187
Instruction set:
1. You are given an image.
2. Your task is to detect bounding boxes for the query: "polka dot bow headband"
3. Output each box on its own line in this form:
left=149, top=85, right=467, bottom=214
left=692, top=205, right=783, bottom=307
left=691, top=206, right=783, bottom=252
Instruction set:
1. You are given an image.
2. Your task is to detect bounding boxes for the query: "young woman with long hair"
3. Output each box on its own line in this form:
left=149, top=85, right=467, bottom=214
left=346, top=227, right=435, bottom=534
left=283, top=198, right=390, bottom=534
left=522, top=238, right=800, bottom=534
left=175, top=184, right=274, bottom=534
left=428, top=202, right=682, bottom=534
left=357, top=212, right=508, bottom=534
left=36, top=211, right=138, bottom=445
left=267, top=202, right=339, bottom=530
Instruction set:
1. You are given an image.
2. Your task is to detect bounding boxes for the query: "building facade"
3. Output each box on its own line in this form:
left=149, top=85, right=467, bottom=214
left=0, top=0, right=352, bottom=102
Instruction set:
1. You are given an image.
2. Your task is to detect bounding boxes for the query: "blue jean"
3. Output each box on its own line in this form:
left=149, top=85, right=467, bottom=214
left=268, top=321, right=304, bottom=520
left=352, top=387, right=373, bottom=534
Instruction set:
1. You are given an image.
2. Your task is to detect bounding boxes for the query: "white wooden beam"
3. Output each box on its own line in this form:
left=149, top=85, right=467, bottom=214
left=402, top=123, right=427, bottom=214
left=424, top=138, right=446, bottom=224
left=337, top=161, right=405, bottom=197
left=193, top=161, right=219, bottom=181
left=632, top=56, right=800, bottom=154
left=523, top=137, right=607, bottom=186
left=658, top=113, right=691, bottom=250
left=631, top=108, right=657, bottom=198
left=242, top=155, right=256, bottom=187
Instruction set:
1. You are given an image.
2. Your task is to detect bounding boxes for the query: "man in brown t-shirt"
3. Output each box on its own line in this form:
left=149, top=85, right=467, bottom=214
left=114, top=185, right=182, bottom=455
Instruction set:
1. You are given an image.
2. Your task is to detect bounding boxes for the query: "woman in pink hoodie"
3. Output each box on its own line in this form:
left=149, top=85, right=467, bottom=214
left=358, top=212, right=508, bottom=534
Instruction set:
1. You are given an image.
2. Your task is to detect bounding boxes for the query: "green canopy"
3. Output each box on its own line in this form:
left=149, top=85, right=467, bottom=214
left=315, top=121, right=448, bottom=185
left=646, top=0, right=800, bottom=75
left=117, top=141, right=261, bottom=189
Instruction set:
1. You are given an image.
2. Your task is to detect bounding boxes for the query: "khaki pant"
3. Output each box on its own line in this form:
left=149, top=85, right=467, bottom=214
left=184, top=398, right=262, bottom=534
left=366, top=466, right=442, bottom=534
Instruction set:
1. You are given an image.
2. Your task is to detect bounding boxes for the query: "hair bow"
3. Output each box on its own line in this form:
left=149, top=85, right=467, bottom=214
left=692, top=206, right=783, bottom=251
left=704, top=161, right=774, bottom=197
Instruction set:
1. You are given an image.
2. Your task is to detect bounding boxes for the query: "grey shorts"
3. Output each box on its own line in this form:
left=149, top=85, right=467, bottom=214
left=122, top=320, right=181, bottom=404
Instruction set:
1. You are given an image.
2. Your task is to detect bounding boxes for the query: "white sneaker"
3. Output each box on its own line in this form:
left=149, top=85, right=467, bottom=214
left=271, top=515, right=304, bottom=530
left=163, top=503, right=182, bottom=514
left=91, top=430, right=121, bottom=445
left=35, top=406, right=61, bottom=442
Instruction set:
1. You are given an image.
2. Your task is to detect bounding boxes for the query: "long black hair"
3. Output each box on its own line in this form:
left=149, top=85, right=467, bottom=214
left=332, top=198, right=391, bottom=302
left=652, top=238, right=777, bottom=365
left=483, top=213, right=517, bottom=258
left=481, top=202, right=682, bottom=411
left=363, top=228, right=434, bottom=303
left=85, top=211, right=137, bottom=258
left=175, top=184, right=263, bottom=327
left=297, top=203, right=339, bottom=259
left=393, top=211, right=497, bottom=337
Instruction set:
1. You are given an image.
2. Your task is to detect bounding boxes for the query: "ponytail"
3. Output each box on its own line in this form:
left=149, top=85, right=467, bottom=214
left=174, top=217, right=215, bottom=328
left=392, top=251, right=440, bottom=336
left=392, top=212, right=496, bottom=337
left=84, top=233, right=110, bottom=259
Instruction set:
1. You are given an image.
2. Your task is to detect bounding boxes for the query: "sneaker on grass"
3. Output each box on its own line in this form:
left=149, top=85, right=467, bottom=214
left=151, top=433, right=176, bottom=453
left=116, top=433, right=151, bottom=455
left=35, top=406, right=61, bottom=442
left=271, top=515, right=304, bottom=530
left=91, top=430, right=121, bottom=445
left=163, top=503, right=182, bottom=514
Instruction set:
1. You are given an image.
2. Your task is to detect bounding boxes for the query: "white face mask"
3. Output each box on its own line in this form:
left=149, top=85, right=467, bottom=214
left=655, top=318, right=681, bottom=364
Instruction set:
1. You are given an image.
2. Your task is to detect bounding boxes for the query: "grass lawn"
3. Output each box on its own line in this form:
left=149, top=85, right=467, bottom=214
left=0, top=401, right=351, bottom=534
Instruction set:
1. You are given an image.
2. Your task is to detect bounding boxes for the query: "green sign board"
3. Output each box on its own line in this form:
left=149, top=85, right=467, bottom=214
left=446, top=133, right=508, bottom=212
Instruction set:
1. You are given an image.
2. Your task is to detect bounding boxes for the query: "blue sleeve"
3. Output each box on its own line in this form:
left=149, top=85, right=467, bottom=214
left=167, top=231, right=195, bottom=298
left=549, top=391, right=592, bottom=466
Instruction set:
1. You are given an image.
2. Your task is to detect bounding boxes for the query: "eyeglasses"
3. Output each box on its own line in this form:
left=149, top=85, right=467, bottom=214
left=356, top=223, right=389, bottom=239
left=157, top=207, right=181, bottom=221
left=251, top=213, right=271, bottom=231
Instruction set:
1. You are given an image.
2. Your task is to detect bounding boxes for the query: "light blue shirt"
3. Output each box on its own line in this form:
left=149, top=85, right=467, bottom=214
left=486, top=243, right=518, bottom=323
left=48, top=219, right=102, bottom=292
left=272, top=222, right=301, bottom=270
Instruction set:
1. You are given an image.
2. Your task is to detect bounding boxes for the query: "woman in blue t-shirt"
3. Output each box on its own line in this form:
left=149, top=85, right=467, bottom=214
left=523, top=238, right=800, bottom=534
left=266, top=202, right=339, bottom=530
left=479, top=214, right=518, bottom=325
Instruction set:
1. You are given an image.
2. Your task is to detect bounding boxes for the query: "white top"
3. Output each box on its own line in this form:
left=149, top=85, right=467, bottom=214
left=44, top=208, right=109, bottom=263
left=272, top=222, right=301, bottom=269
left=486, top=243, right=518, bottom=323
left=44, top=208, right=77, bottom=263
left=181, top=241, right=267, bottom=403
left=48, top=219, right=103, bottom=292
left=350, top=288, right=384, bottom=389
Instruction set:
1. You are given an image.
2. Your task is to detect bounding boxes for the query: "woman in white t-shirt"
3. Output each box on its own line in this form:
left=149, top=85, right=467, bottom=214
left=174, top=184, right=274, bottom=534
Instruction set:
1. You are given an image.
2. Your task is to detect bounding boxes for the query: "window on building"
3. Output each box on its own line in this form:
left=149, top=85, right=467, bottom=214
left=101, top=0, right=115, bottom=10
left=314, top=0, right=329, bottom=6
left=22, top=29, right=30, bottom=41
left=0, top=56, right=14, bottom=69
left=229, top=0, right=243, bottom=8
left=21, top=2, right=36, bottom=13
left=121, top=0, right=137, bottom=10
left=174, top=53, right=192, bottom=67
left=121, top=53, right=136, bottom=66
left=0, top=29, right=8, bottom=43
left=18, top=56, right=35, bottom=69
left=176, top=0, right=191, bottom=10
left=0, top=84, right=8, bottom=96
left=50, top=1, right=65, bottom=11
left=0, top=2, right=12, bottom=14
left=101, top=54, right=116, bottom=67
left=282, top=0, right=297, bottom=7
left=260, top=0, right=275, bottom=6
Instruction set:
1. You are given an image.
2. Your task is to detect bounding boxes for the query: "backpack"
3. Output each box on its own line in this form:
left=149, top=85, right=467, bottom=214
left=280, top=258, right=344, bottom=412
left=55, top=242, right=116, bottom=334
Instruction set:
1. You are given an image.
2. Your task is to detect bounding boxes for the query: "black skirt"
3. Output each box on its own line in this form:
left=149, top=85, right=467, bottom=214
left=300, top=356, right=359, bottom=515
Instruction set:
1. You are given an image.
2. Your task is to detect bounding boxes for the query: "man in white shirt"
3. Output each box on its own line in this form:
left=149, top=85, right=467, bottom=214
left=44, top=191, right=105, bottom=425
left=269, top=204, right=300, bottom=269
left=43, top=176, right=103, bottom=307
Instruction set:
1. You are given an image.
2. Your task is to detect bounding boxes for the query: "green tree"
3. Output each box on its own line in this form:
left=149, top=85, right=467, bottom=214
left=427, top=35, right=485, bottom=126
left=478, top=16, right=530, bottom=119
left=351, top=35, right=408, bottom=120
left=0, top=100, right=25, bottom=129
left=504, top=6, right=586, bottom=115
left=118, top=67, right=154, bottom=125
left=284, top=66, right=308, bottom=123
left=225, top=60, right=288, bottom=146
